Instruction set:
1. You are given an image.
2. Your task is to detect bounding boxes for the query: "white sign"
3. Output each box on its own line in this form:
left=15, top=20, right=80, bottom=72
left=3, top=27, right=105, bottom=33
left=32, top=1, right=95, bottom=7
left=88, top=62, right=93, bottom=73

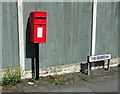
left=89, top=54, right=111, bottom=62
left=37, top=27, right=43, bottom=38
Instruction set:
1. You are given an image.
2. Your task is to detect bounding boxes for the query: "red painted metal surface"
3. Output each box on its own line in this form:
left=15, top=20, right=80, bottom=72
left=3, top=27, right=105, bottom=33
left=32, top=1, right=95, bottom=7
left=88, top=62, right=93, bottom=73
left=29, top=11, right=47, bottom=43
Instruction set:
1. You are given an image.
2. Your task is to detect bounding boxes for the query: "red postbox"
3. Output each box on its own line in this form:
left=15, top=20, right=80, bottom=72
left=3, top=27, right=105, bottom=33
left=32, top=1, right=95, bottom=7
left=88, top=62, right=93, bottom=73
left=29, top=11, right=47, bottom=43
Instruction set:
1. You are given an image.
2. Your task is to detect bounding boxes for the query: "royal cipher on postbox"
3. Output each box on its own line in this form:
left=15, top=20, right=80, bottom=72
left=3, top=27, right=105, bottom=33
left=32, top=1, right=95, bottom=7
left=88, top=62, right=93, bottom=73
left=29, top=11, right=47, bottom=43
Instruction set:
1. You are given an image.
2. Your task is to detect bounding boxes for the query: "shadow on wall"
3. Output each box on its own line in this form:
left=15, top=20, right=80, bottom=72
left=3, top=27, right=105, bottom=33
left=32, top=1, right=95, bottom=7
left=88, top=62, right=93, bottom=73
left=26, top=17, right=37, bottom=77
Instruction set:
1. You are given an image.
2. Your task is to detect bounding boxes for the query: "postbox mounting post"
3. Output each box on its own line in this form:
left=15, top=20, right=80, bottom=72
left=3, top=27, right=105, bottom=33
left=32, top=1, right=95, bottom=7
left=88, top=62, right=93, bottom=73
left=36, top=43, right=39, bottom=80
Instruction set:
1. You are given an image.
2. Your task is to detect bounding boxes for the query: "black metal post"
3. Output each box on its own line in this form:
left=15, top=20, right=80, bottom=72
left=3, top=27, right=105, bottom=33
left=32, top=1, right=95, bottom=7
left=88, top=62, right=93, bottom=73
left=87, top=56, right=90, bottom=75
left=36, top=43, right=39, bottom=80
left=108, top=59, right=110, bottom=71
left=103, top=60, right=105, bottom=69
left=31, top=58, right=35, bottom=77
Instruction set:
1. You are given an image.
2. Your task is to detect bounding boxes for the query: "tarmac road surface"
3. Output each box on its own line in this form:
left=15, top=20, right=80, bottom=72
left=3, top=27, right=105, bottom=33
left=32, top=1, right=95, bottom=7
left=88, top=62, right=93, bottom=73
left=19, top=67, right=119, bottom=92
left=51, top=73, right=118, bottom=92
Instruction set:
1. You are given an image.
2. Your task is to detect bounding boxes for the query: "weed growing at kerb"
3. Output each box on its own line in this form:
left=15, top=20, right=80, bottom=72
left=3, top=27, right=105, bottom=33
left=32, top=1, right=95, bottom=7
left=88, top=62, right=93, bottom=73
left=2, top=67, right=23, bottom=85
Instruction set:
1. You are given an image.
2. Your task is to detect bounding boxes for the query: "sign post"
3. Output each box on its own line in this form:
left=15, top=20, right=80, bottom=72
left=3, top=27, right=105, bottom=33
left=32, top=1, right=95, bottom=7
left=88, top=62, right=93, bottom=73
left=87, top=54, right=111, bottom=75
left=87, top=56, right=90, bottom=75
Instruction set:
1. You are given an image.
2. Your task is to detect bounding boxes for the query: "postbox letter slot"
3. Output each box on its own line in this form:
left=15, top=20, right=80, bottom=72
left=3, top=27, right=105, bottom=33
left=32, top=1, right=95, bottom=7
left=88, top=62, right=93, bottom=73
left=35, top=17, right=46, bottom=19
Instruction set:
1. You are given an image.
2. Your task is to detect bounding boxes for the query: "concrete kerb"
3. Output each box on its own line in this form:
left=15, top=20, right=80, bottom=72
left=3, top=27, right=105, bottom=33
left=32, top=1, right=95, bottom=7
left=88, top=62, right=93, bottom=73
left=24, top=58, right=119, bottom=79
left=0, top=58, right=119, bottom=79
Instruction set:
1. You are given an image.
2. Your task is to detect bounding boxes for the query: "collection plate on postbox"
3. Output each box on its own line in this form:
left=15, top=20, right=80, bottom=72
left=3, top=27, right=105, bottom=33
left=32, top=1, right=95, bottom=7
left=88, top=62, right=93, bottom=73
left=29, top=11, right=47, bottom=43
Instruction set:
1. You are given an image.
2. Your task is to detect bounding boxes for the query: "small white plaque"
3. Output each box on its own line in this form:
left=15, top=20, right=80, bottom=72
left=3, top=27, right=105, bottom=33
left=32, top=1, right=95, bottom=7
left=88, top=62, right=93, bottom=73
left=89, top=54, right=111, bottom=62
left=37, top=27, right=43, bottom=38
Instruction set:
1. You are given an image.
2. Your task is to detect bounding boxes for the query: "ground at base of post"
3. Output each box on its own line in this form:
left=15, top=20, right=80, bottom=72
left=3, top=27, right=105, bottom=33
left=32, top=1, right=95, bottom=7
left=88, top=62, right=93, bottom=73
left=1, top=66, right=119, bottom=92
